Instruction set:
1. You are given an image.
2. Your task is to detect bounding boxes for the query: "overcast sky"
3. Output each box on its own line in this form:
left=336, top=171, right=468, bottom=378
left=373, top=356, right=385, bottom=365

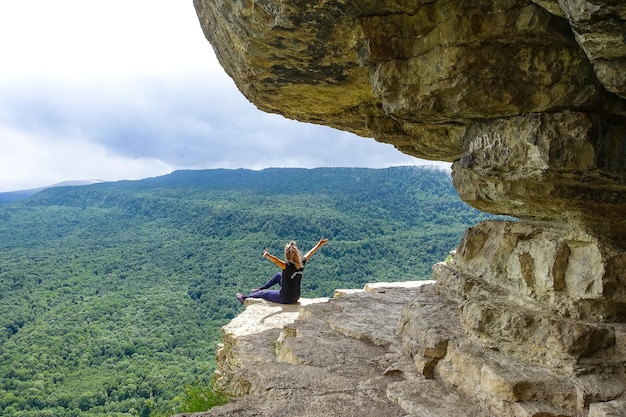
left=0, top=0, right=446, bottom=192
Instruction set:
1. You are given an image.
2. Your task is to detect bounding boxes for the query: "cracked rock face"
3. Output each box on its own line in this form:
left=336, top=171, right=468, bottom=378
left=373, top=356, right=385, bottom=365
left=194, top=1, right=626, bottom=416
left=182, top=286, right=430, bottom=417
left=453, top=111, right=626, bottom=245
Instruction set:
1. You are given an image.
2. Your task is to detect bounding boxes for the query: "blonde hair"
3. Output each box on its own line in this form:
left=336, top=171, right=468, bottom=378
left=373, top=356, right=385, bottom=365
left=284, top=241, right=303, bottom=269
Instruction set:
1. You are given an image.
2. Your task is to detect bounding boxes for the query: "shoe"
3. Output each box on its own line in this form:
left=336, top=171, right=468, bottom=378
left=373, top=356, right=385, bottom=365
left=236, top=293, right=245, bottom=304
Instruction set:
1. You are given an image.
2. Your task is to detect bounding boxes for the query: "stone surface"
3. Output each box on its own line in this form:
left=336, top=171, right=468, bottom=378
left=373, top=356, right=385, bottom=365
left=193, top=1, right=626, bottom=416
left=387, top=378, right=485, bottom=417
left=452, top=112, right=626, bottom=246
left=552, top=0, right=626, bottom=99
left=194, top=0, right=626, bottom=161
left=400, top=276, right=626, bottom=416
left=177, top=279, right=626, bottom=417
left=589, top=399, right=626, bottom=417
left=178, top=282, right=441, bottom=417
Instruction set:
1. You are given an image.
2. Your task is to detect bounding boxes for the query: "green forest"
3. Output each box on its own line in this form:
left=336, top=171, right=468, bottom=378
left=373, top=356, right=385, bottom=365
left=0, top=167, right=495, bottom=416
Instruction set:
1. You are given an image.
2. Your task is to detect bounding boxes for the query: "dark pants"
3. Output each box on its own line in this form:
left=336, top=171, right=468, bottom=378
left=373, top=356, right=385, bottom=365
left=245, top=272, right=293, bottom=304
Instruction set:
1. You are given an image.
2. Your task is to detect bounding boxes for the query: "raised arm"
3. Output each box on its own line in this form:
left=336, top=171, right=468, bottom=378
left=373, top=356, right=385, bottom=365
left=263, top=248, right=286, bottom=269
left=303, top=237, right=329, bottom=261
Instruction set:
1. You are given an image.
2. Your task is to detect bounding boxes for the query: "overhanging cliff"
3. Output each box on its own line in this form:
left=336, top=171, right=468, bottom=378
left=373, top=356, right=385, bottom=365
left=192, top=1, right=626, bottom=416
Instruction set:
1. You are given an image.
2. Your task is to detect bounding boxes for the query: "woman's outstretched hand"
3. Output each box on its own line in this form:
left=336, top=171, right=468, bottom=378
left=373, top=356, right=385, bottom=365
left=263, top=248, right=269, bottom=258
left=319, top=237, right=329, bottom=246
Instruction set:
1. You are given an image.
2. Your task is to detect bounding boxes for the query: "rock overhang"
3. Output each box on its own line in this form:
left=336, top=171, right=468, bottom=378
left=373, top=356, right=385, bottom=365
left=194, top=0, right=626, bottom=243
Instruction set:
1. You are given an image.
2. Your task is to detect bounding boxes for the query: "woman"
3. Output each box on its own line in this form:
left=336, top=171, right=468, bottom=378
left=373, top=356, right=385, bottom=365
left=236, top=237, right=328, bottom=305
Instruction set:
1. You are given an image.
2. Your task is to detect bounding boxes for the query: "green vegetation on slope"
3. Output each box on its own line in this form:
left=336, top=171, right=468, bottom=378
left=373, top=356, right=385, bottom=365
left=0, top=167, right=494, bottom=416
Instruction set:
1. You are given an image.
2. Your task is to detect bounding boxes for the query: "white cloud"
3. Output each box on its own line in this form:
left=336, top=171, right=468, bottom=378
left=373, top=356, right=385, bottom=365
left=0, top=0, right=217, bottom=80
left=0, top=125, right=171, bottom=191
left=0, top=0, right=449, bottom=193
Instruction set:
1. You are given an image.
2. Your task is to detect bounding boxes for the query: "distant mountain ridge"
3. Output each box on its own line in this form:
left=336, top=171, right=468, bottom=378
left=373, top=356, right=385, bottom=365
left=0, top=179, right=104, bottom=204
left=1, top=165, right=454, bottom=204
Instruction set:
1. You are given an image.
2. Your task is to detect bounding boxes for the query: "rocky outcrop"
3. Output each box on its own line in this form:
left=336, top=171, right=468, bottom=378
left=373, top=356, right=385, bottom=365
left=193, top=1, right=626, bottom=416
left=453, top=111, right=626, bottom=245
left=175, top=282, right=485, bottom=417
left=194, top=2, right=626, bottom=154
left=177, top=277, right=626, bottom=417
left=427, top=222, right=626, bottom=415
left=550, top=0, right=626, bottom=99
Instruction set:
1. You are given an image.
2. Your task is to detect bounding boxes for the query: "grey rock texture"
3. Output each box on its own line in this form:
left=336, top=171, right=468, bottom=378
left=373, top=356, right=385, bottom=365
left=174, top=282, right=487, bottom=417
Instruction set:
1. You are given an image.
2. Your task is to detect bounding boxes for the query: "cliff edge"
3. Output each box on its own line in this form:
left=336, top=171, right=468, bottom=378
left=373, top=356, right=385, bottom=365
left=178, top=268, right=626, bottom=417
left=174, top=281, right=480, bottom=417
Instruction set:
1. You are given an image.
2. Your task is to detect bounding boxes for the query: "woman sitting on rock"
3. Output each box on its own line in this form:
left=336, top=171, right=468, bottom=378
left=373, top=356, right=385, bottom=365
left=236, top=237, right=328, bottom=305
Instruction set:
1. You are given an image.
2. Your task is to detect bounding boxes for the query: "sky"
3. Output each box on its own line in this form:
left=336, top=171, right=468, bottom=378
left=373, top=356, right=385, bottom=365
left=0, top=0, right=446, bottom=192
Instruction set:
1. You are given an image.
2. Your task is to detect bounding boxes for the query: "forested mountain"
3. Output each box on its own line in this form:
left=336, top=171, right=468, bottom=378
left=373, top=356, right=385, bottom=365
left=0, top=167, right=495, bottom=416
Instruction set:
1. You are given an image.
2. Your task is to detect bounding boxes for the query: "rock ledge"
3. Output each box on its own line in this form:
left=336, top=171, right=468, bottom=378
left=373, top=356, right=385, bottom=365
left=176, top=273, right=626, bottom=417
left=175, top=281, right=443, bottom=417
